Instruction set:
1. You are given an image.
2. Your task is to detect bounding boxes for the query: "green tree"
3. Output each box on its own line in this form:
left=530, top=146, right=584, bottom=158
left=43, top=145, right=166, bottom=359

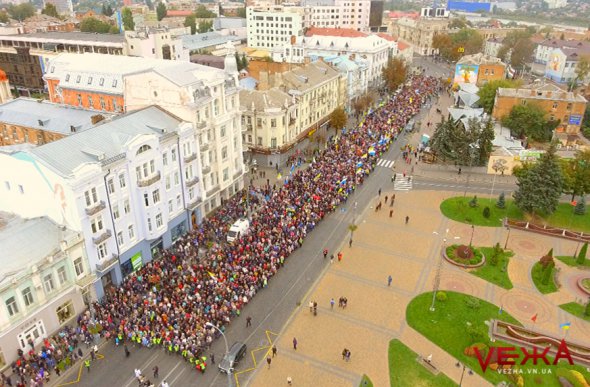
left=329, top=106, right=347, bottom=134
left=561, top=150, right=590, bottom=200
left=237, top=7, right=246, bottom=18
left=80, top=17, right=112, bottom=33
left=514, top=142, right=563, bottom=215
left=184, top=14, right=197, bottom=35
left=433, top=29, right=483, bottom=62
left=541, top=261, right=555, bottom=285
left=448, top=16, right=471, bottom=29
left=582, top=105, right=590, bottom=139
left=570, top=55, right=590, bottom=91
left=122, top=8, right=134, bottom=31
left=0, top=11, right=9, bottom=23
left=502, top=103, right=557, bottom=142
left=42, top=3, right=59, bottom=18
left=509, top=37, right=535, bottom=69
left=234, top=52, right=242, bottom=71
left=382, top=57, right=407, bottom=93
left=496, top=192, right=506, bottom=209
left=241, top=54, right=249, bottom=70
left=197, top=20, right=213, bottom=33
left=156, top=2, right=167, bottom=21
left=585, top=298, right=590, bottom=316
left=472, top=118, right=495, bottom=165
left=575, top=196, right=586, bottom=215
left=194, top=5, right=216, bottom=18
left=8, top=3, right=35, bottom=21
left=576, top=242, right=588, bottom=265
left=477, top=79, right=521, bottom=114
left=108, top=25, right=120, bottom=34
left=104, top=4, right=114, bottom=17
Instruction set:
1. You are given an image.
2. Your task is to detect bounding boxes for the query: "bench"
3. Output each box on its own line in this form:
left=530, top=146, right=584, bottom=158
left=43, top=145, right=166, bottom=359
left=416, top=356, right=440, bottom=375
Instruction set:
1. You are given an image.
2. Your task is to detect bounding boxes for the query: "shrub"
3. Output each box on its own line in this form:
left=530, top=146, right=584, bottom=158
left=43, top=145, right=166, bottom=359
left=576, top=243, right=588, bottom=265
left=585, top=299, right=590, bottom=317
left=490, top=243, right=501, bottom=266
left=483, top=206, right=491, bottom=218
left=469, top=195, right=478, bottom=208
left=464, top=342, right=488, bottom=358
left=542, top=261, right=555, bottom=285
left=466, top=326, right=485, bottom=343
left=574, top=196, right=586, bottom=215
left=436, top=291, right=447, bottom=302
left=496, top=192, right=506, bottom=209
left=464, top=297, right=481, bottom=310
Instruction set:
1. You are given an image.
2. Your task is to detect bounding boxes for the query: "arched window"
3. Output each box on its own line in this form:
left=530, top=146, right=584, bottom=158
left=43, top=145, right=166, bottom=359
left=136, top=145, right=151, bottom=155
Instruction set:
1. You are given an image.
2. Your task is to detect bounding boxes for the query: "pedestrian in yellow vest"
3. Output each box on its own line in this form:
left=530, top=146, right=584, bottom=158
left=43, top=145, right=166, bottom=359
left=84, top=359, right=91, bottom=373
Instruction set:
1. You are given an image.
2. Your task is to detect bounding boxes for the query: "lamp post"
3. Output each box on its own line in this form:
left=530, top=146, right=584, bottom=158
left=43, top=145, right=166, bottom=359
left=502, top=217, right=511, bottom=250
left=206, top=322, right=233, bottom=387
left=469, top=225, right=475, bottom=247
left=349, top=201, right=358, bottom=246
left=430, top=230, right=460, bottom=312
left=456, top=361, right=473, bottom=386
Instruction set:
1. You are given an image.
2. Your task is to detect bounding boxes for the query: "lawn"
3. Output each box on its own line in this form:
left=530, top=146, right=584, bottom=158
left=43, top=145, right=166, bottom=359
left=388, top=339, right=455, bottom=387
left=440, top=196, right=590, bottom=233
left=359, top=374, right=373, bottom=387
left=531, top=262, right=559, bottom=294
left=559, top=302, right=590, bottom=323
left=556, top=255, right=590, bottom=268
left=470, top=247, right=514, bottom=289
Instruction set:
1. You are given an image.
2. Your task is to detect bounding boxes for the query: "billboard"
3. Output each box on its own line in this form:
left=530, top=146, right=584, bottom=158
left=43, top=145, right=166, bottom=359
left=131, top=252, right=143, bottom=272
left=447, top=1, right=492, bottom=12
left=569, top=115, right=582, bottom=125
left=454, top=64, right=479, bottom=84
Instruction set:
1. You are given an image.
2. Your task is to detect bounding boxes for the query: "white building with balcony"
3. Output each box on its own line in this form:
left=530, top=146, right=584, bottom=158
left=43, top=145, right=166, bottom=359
left=0, top=107, right=200, bottom=299
left=246, top=5, right=309, bottom=49
left=0, top=213, right=89, bottom=367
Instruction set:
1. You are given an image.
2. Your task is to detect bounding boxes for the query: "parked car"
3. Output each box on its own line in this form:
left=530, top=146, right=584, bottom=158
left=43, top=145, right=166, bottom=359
left=218, top=342, right=247, bottom=373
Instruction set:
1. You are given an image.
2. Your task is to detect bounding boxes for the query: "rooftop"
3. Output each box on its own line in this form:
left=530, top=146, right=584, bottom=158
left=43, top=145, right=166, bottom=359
left=27, top=106, right=184, bottom=177
left=539, top=38, right=590, bottom=51
left=280, top=61, right=340, bottom=93
left=182, top=31, right=242, bottom=51
left=0, top=98, right=111, bottom=135
left=0, top=31, right=125, bottom=44
left=305, top=27, right=368, bottom=38
left=376, top=32, right=397, bottom=42
left=240, top=88, right=292, bottom=111
left=0, top=213, right=78, bottom=287
left=497, top=83, right=587, bottom=103
left=457, top=53, right=505, bottom=66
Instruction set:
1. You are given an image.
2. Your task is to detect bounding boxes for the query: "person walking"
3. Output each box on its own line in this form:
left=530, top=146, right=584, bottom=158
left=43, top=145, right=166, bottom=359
left=309, top=301, right=314, bottom=313
left=266, top=356, right=272, bottom=369
left=210, top=353, right=215, bottom=364
left=337, top=252, right=342, bottom=262
left=323, top=248, right=328, bottom=259
left=90, top=349, right=95, bottom=361
left=330, top=254, right=334, bottom=264
left=405, top=216, right=409, bottom=224
left=330, top=298, right=335, bottom=309
left=272, top=345, right=277, bottom=357
left=349, top=238, right=353, bottom=248
left=161, top=381, right=169, bottom=387
left=125, top=345, right=130, bottom=358
left=378, top=188, right=382, bottom=197
left=84, top=359, right=90, bottom=373
left=292, top=337, right=298, bottom=350
left=246, top=316, right=252, bottom=327
left=389, top=209, right=393, bottom=218
left=287, top=376, right=293, bottom=385
left=388, top=275, right=392, bottom=287
left=152, top=366, right=159, bottom=379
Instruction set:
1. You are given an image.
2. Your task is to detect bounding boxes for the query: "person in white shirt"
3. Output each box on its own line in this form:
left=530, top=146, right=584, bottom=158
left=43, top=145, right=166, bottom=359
left=161, top=381, right=169, bottom=387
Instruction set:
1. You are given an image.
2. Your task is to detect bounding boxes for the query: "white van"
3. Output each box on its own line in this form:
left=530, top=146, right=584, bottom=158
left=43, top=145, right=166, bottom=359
left=227, top=218, right=250, bottom=242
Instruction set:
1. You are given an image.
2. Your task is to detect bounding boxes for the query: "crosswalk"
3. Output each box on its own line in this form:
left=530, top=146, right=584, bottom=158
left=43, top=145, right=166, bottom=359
left=393, top=174, right=413, bottom=191
left=377, top=158, right=395, bottom=169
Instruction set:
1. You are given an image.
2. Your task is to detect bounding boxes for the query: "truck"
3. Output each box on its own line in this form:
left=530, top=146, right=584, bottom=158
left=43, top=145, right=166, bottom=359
left=227, top=218, right=250, bottom=242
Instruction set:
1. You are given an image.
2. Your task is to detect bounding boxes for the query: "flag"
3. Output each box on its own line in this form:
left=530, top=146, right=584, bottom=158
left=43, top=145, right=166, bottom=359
left=498, top=305, right=503, bottom=315
left=291, top=164, right=295, bottom=172
left=207, top=271, right=218, bottom=282
left=277, top=173, right=282, bottom=180
left=560, top=322, right=571, bottom=330
left=531, top=313, right=537, bottom=323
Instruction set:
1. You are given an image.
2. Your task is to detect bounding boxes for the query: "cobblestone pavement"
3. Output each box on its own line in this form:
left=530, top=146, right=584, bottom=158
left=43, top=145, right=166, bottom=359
left=247, top=190, right=589, bottom=387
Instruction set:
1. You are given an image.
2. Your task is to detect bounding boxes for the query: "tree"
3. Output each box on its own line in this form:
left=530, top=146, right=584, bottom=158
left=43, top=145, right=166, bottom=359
left=8, top=3, right=35, bottom=21
left=496, top=192, right=506, bottom=209
left=433, top=28, right=483, bottom=62
left=353, top=93, right=373, bottom=116
left=430, top=116, right=487, bottom=166
left=197, top=20, right=213, bottom=33
left=576, top=242, right=588, bottom=265
left=0, top=11, right=9, bottom=23
left=502, top=103, right=557, bottom=142
left=541, top=261, right=555, bottom=285
left=184, top=14, right=197, bottom=35
left=570, top=55, right=590, bottom=91
left=448, top=16, right=471, bottom=29
left=241, top=54, right=248, bottom=70
left=561, top=150, right=590, bottom=200
left=514, top=142, right=563, bottom=215
left=122, top=8, right=134, bottom=31
left=80, top=17, right=112, bottom=33
left=473, top=118, right=494, bottom=165
left=108, top=25, right=120, bottom=34
left=104, top=4, right=114, bottom=17
left=585, top=298, right=590, bottom=317
left=382, top=57, right=407, bottom=93
left=329, top=107, right=347, bottom=133
left=237, top=7, right=246, bottom=18
left=156, top=2, right=167, bottom=21
left=490, top=243, right=502, bottom=266
left=194, top=5, right=216, bottom=18
left=42, top=3, right=59, bottom=18
left=509, top=38, right=535, bottom=69
left=477, top=79, right=521, bottom=114
left=575, top=196, right=586, bottom=215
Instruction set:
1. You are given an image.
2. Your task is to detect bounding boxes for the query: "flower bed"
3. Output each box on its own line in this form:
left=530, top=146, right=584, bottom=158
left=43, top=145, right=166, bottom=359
left=578, top=277, right=590, bottom=296
left=444, top=244, right=485, bottom=268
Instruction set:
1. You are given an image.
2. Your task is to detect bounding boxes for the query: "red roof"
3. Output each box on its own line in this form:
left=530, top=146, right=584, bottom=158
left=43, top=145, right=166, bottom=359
left=377, top=33, right=396, bottom=42
left=388, top=11, right=419, bottom=19
left=305, top=27, right=368, bottom=38
left=166, top=10, right=192, bottom=17
left=398, top=41, right=410, bottom=51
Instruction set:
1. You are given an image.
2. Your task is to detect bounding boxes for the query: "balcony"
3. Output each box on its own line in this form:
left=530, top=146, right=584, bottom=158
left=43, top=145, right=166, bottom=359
left=95, top=254, right=118, bottom=275
left=186, top=176, right=199, bottom=187
left=93, top=229, right=112, bottom=245
left=200, top=142, right=209, bottom=151
left=197, top=121, right=207, bottom=129
left=184, top=153, right=197, bottom=163
left=202, top=164, right=211, bottom=174
left=85, top=200, right=106, bottom=216
left=188, top=196, right=202, bottom=209
left=233, top=169, right=243, bottom=179
left=137, top=172, right=161, bottom=187
left=206, top=185, right=220, bottom=197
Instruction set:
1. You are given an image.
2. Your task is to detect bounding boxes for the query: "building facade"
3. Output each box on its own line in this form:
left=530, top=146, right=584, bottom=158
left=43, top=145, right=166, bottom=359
left=246, top=5, right=308, bottom=49
left=305, top=0, right=372, bottom=32
left=0, top=47, right=45, bottom=93
left=391, top=15, right=449, bottom=56
left=534, top=39, right=590, bottom=64
left=454, top=53, right=506, bottom=86
left=544, top=47, right=590, bottom=85
left=0, top=214, right=90, bottom=368
left=492, top=83, right=587, bottom=134
left=125, top=27, right=190, bottom=61
left=0, top=107, right=201, bottom=300
left=484, top=37, right=504, bottom=58
left=43, top=0, right=74, bottom=15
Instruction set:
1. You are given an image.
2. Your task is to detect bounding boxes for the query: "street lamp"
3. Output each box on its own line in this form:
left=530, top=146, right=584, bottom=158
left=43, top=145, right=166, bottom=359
left=430, top=230, right=460, bottom=312
left=469, top=225, right=475, bottom=247
left=349, top=201, right=358, bottom=247
left=456, top=361, right=473, bottom=386
left=502, top=217, right=511, bottom=250
left=205, top=322, right=233, bottom=387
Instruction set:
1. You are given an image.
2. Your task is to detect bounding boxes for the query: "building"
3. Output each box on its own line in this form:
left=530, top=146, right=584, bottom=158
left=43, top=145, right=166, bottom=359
left=484, top=37, right=504, bottom=58
left=324, top=54, right=368, bottom=110
left=0, top=69, right=12, bottom=104
left=544, top=0, right=567, bottom=9
left=474, top=27, right=526, bottom=41
left=125, top=27, right=190, bottom=61
left=272, top=27, right=390, bottom=87
left=44, top=0, right=74, bottom=15
left=0, top=213, right=91, bottom=367
left=242, top=61, right=343, bottom=165
left=545, top=46, right=590, bottom=85
left=190, top=54, right=226, bottom=69
left=14, top=14, right=78, bottom=34
left=492, top=83, right=587, bottom=135
left=0, top=47, right=46, bottom=94
left=454, top=53, right=506, bottom=86
left=0, top=98, right=110, bottom=146
left=447, top=1, right=493, bottom=12
left=391, top=14, right=449, bottom=56
left=0, top=106, right=201, bottom=299
left=533, top=39, right=590, bottom=65
left=182, top=32, right=243, bottom=54
left=304, top=0, right=371, bottom=32
left=214, top=17, right=248, bottom=40
left=246, top=5, right=308, bottom=49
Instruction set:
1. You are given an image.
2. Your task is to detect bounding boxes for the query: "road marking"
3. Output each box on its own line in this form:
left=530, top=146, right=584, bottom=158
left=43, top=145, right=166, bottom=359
left=122, top=352, right=160, bottom=387
left=55, top=353, right=105, bottom=387
left=234, top=330, right=279, bottom=387
left=168, top=367, right=186, bottom=386
left=159, top=362, right=182, bottom=386
left=393, top=174, right=413, bottom=191
left=377, top=158, right=395, bottom=169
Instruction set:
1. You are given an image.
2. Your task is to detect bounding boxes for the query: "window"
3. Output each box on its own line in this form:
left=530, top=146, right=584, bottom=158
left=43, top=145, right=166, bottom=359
left=168, top=199, right=173, bottom=213
left=156, top=213, right=163, bottom=228
left=117, top=231, right=124, bottom=245
left=176, top=194, right=181, bottom=207
left=84, top=188, right=98, bottom=206
left=136, top=166, right=142, bottom=181
left=152, top=189, right=160, bottom=203
left=222, top=146, right=228, bottom=160
left=223, top=167, right=229, bottom=181
left=257, top=137, right=263, bottom=146
left=123, top=199, right=130, bottom=214
left=57, top=266, right=67, bottom=285
left=88, top=95, right=93, bottom=106
left=165, top=175, right=171, bottom=190
left=221, top=125, right=226, bottom=137
left=113, top=204, right=120, bottom=220
left=56, top=301, right=74, bottom=324
left=18, top=185, right=24, bottom=194
left=552, top=102, right=558, bottom=110
left=119, top=174, right=126, bottom=188
left=22, top=287, right=34, bottom=307
left=6, top=296, right=19, bottom=316
left=150, top=160, right=155, bottom=174
left=144, top=193, right=149, bottom=206
left=271, top=138, right=277, bottom=148
left=77, top=94, right=82, bottom=106
left=112, top=79, right=118, bottom=87
left=43, top=274, right=55, bottom=293
left=99, top=77, right=104, bottom=86
left=163, top=152, right=168, bottom=166
left=87, top=76, right=93, bottom=85
left=143, top=163, right=148, bottom=177
left=107, top=179, right=115, bottom=194
left=174, top=171, right=180, bottom=186
left=65, top=74, right=70, bottom=81
left=147, top=217, right=153, bottom=232
left=171, top=149, right=177, bottom=161
left=128, top=225, right=135, bottom=240
left=100, top=97, right=106, bottom=110
left=97, top=242, right=108, bottom=259
left=271, top=119, right=277, bottom=128
left=74, top=257, right=84, bottom=277
left=90, top=216, right=103, bottom=234
left=567, top=103, right=573, bottom=110
left=76, top=75, right=81, bottom=83
left=4, top=181, right=10, bottom=191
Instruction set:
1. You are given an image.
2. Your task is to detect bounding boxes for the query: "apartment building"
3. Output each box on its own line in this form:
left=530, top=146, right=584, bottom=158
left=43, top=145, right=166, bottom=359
left=0, top=107, right=201, bottom=299
left=484, top=37, right=504, bottom=58
left=391, top=15, right=449, bottom=56
left=534, top=39, right=590, bottom=64
left=0, top=214, right=90, bottom=368
left=0, top=98, right=109, bottom=147
left=305, top=0, right=372, bottom=32
left=125, top=26, right=190, bottom=61
left=246, top=5, right=309, bottom=49
left=492, top=83, right=587, bottom=134
left=545, top=46, right=590, bottom=85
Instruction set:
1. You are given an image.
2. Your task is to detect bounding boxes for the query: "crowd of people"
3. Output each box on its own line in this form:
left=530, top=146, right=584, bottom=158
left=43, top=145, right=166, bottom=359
left=2, top=75, right=439, bottom=386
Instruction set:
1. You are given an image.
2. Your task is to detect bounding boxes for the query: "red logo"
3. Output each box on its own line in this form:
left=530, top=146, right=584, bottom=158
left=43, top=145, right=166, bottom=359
left=474, top=340, right=574, bottom=372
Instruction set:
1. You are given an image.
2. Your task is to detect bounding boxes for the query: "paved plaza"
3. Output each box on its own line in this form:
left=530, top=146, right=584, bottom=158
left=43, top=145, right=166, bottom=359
left=246, top=189, right=590, bottom=387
